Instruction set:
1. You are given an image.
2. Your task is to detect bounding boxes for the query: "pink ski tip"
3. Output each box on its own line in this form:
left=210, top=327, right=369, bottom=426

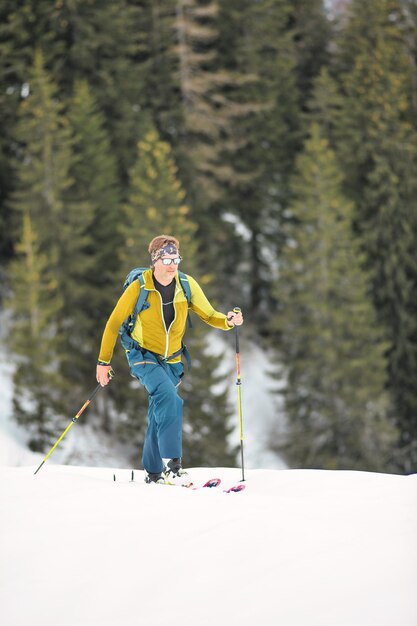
left=203, top=478, right=221, bottom=488
left=224, top=484, right=246, bottom=493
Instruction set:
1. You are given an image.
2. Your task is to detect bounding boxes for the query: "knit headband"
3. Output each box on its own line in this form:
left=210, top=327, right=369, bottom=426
left=150, top=242, right=179, bottom=264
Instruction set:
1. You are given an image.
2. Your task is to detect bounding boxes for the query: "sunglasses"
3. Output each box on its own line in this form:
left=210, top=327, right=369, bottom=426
left=160, top=257, right=182, bottom=266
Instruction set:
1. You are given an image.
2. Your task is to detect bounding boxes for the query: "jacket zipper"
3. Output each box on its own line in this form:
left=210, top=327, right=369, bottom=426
left=166, top=285, right=180, bottom=356
left=154, top=281, right=180, bottom=358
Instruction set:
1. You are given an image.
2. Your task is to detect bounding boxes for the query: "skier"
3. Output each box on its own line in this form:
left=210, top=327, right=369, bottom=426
left=96, top=235, right=243, bottom=485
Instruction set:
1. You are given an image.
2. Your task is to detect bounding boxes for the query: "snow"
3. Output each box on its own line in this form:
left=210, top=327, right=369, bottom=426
left=1, top=316, right=416, bottom=625
left=1, top=464, right=416, bottom=626
left=0, top=349, right=40, bottom=466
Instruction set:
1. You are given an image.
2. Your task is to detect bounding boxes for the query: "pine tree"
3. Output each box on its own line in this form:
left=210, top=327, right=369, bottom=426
left=7, top=50, right=98, bottom=440
left=119, top=127, right=198, bottom=274
left=304, top=67, right=344, bottom=149
left=0, top=1, right=33, bottom=266
left=9, top=52, right=98, bottom=323
left=173, top=0, right=238, bottom=202
left=290, top=0, right=331, bottom=105
left=137, top=0, right=178, bottom=136
left=216, top=0, right=304, bottom=322
left=10, top=49, right=75, bottom=256
left=135, top=0, right=243, bottom=200
left=334, top=0, right=417, bottom=470
left=0, top=1, right=146, bottom=182
left=53, top=0, right=146, bottom=174
left=64, top=80, right=124, bottom=431
left=128, top=1, right=249, bottom=302
left=271, top=123, right=396, bottom=471
left=7, top=211, right=63, bottom=450
left=66, top=80, right=122, bottom=344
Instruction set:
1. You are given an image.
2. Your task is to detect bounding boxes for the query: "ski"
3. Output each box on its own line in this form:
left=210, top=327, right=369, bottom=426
left=193, top=478, right=245, bottom=493
left=191, top=477, right=221, bottom=490
left=112, top=472, right=245, bottom=492
left=223, top=484, right=245, bottom=493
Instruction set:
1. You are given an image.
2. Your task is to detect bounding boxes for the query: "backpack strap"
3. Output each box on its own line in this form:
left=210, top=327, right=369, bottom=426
left=120, top=272, right=150, bottom=345
left=177, top=271, right=191, bottom=301
left=178, top=271, right=192, bottom=328
left=131, top=273, right=149, bottom=326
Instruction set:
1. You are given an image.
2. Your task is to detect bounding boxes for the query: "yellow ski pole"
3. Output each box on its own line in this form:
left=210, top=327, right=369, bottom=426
left=228, top=307, right=245, bottom=482
left=34, top=369, right=115, bottom=475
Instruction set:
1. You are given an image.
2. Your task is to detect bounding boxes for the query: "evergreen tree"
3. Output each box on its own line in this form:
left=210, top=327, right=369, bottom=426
left=65, top=80, right=123, bottom=431
left=9, top=49, right=75, bottom=259
left=7, top=211, right=63, bottom=450
left=271, top=123, right=396, bottom=471
left=7, top=50, right=97, bottom=439
left=127, top=0, right=179, bottom=144
left=66, top=80, right=122, bottom=341
left=9, top=49, right=80, bottom=348
left=304, top=67, right=344, bottom=149
left=129, top=1, right=248, bottom=302
left=216, top=0, right=303, bottom=322
left=134, top=0, right=243, bottom=203
left=173, top=0, right=237, bottom=203
left=290, top=0, right=331, bottom=106
left=0, top=1, right=146, bottom=179
left=119, top=127, right=198, bottom=274
left=0, top=1, right=32, bottom=265
left=335, top=0, right=417, bottom=470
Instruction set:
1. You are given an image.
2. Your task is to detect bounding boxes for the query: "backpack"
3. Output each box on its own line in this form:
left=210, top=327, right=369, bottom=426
left=119, top=267, right=192, bottom=363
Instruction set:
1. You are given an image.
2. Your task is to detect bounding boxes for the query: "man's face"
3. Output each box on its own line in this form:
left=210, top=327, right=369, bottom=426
left=153, top=253, right=181, bottom=283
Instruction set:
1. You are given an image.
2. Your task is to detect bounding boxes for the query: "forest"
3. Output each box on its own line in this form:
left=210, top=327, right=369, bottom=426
left=1, top=0, right=417, bottom=474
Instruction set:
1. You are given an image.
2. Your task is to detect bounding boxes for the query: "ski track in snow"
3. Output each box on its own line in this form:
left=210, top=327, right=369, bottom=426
left=1, top=465, right=416, bottom=626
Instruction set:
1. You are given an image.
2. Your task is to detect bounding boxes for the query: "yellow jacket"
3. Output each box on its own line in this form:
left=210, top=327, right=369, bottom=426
left=98, top=269, right=232, bottom=363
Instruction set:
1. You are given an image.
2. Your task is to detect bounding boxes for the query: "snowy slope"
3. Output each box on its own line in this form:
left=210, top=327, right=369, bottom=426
left=0, top=353, right=40, bottom=466
left=1, top=465, right=416, bottom=626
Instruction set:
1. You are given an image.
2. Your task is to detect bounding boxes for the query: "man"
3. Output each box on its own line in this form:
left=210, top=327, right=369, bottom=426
left=96, top=235, right=243, bottom=485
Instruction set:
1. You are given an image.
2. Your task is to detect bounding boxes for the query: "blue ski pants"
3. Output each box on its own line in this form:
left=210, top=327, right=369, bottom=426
left=126, top=348, right=184, bottom=474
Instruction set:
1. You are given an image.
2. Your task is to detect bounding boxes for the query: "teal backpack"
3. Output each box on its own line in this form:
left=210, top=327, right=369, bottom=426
left=119, top=267, right=192, bottom=367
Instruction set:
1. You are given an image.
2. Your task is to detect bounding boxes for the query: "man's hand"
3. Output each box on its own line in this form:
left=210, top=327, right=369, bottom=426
left=96, top=364, right=113, bottom=387
left=227, top=310, right=244, bottom=327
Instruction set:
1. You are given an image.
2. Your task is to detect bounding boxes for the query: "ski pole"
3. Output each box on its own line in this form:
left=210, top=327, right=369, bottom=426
left=34, top=369, right=115, bottom=475
left=229, top=307, right=245, bottom=482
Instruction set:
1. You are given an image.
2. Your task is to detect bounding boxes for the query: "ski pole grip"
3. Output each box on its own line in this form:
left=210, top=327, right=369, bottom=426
left=227, top=307, right=241, bottom=321
left=108, top=368, right=115, bottom=380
